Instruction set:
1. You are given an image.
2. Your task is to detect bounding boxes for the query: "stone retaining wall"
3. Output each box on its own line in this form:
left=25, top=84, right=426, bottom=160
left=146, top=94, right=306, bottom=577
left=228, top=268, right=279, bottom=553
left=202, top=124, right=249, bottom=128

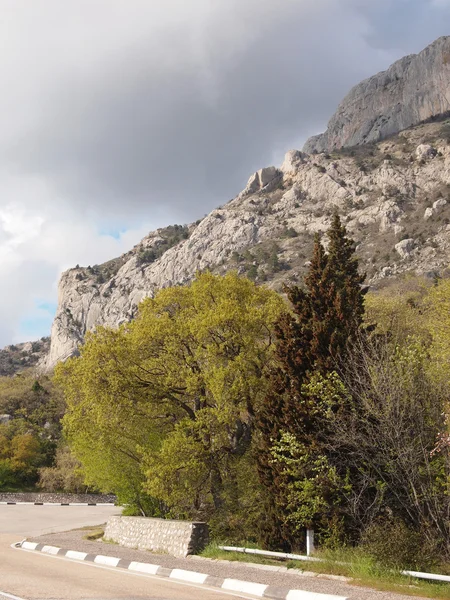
left=104, top=515, right=209, bottom=557
left=0, top=492, right=116, bottom=504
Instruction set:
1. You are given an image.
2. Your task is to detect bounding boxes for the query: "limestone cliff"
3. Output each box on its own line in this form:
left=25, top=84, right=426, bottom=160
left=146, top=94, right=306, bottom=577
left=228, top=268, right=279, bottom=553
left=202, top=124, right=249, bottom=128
left=303, top=36, right=450, bottom=153
left=43, top=118, right=450, bottom=370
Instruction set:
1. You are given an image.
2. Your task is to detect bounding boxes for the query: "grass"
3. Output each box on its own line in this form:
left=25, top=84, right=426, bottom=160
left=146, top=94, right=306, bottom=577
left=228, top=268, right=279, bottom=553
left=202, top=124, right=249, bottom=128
left=200, top=543, right=289, bottom=568
left=200, top=544, right=450, bottom=599
left=305, top=548, right=450, bottom=599
left=76, top=525, right=105, bottom=541
left=84, top=528, right=104, bottom=541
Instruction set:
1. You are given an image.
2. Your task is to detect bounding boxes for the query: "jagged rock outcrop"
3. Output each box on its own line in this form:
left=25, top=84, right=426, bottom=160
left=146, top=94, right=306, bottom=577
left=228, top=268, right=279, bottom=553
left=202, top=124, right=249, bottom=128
left=0, top=338, right=50, bottom=376
left=303, top=37, right=450, bottom=153
left=395, top=238, right=416, bottom=259
left=42, top=118, right=450, bottom=370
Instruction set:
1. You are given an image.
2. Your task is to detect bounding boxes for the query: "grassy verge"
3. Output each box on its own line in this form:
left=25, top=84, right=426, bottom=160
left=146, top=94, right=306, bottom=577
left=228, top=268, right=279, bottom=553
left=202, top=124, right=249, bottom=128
left=76, top=525, right=105, bottom=541
left=201, top=543, right=289, bottom=568
left=200, top=544, right=450, bottom=599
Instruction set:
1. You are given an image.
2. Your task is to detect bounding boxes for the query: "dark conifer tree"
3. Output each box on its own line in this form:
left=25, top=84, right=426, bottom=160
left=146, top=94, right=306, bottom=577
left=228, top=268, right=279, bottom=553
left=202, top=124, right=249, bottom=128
left=256, top=215, right=366, bottom=550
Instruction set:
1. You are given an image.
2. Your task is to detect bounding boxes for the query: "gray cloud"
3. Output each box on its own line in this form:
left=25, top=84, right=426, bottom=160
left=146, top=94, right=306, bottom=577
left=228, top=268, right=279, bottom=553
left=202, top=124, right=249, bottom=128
left=5, top=0, right=446, bottom=225
left=0, top=0, right=448, bottom=344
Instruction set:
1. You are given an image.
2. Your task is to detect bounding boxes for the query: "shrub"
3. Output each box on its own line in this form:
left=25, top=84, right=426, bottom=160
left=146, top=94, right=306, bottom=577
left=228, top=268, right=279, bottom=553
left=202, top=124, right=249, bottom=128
left=282, top=227, right=298, bottom=239
left=362, top=518, right=438, bottom=572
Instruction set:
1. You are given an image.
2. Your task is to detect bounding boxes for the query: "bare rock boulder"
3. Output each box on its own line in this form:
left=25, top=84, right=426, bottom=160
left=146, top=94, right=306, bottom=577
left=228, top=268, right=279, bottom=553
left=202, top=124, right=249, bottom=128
left=395, top=238, right=416, bottom=259
left=424, top=207, right=434, bottom=220
left=416, top=144, right=438, bottom=160
left=240, top=166, right=281, bottom=197
left=281, top=150, right=308, bottom=174
left=433, top=197, right=447, bottom=211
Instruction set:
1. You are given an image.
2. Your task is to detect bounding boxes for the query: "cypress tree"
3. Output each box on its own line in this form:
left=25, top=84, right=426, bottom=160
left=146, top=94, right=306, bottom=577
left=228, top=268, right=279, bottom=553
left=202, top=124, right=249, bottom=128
left=256, top=215, right=365, bottom=550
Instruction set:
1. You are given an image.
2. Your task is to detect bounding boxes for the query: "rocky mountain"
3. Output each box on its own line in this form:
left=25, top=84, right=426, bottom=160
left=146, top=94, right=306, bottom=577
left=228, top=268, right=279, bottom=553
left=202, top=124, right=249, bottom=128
left=303, top=36, right=450, bottom=153
left=42, top=115, right=450, bottom=370
left=30, top=36, right=450, bottom=371
left=0, top=338, right=50, bottom=376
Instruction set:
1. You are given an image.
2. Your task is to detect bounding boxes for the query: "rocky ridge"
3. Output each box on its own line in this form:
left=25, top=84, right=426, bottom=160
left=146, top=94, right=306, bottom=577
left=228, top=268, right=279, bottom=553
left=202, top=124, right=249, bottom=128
left=303, top=36, right=450, bottom=153
left=43, top=118, right=450, bottom=370
left=0, top=338, right=50, bottom=376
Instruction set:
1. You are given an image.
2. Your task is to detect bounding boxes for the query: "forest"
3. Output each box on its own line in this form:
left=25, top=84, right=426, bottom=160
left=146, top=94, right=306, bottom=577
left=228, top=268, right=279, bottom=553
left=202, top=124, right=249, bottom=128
left=2, top=214, right=450, bottom=574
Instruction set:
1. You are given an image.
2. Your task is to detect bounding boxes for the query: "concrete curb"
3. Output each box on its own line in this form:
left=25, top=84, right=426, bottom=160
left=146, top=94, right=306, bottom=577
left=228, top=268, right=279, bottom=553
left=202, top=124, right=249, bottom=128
left=1, top=502, right=115, bottom=506
left=15, top=540, right=347, bottom=600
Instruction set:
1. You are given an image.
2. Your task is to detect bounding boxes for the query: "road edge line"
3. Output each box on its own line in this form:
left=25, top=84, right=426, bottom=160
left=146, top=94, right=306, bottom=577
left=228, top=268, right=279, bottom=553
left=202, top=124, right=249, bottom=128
left=13, top=540, right=347, bottom=600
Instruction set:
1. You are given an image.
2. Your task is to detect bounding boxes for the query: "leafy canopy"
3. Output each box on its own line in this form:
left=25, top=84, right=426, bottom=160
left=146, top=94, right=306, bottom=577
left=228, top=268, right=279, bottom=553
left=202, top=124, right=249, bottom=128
left=56, top=271, right=284, bottom=517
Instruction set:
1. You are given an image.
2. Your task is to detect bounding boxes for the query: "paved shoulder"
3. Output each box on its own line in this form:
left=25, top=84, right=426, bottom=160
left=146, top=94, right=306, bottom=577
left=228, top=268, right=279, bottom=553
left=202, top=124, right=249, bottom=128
left=29, top=530, right=432, bottom=600
left=17, top=540, right=346, bottom=600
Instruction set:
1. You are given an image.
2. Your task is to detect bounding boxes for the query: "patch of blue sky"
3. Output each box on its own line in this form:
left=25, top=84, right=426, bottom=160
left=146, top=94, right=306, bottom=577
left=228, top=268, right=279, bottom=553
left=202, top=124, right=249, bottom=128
left=15, top=300, right=57, bottom=342
left=36, top=301, right=58, bottom=314
left=98, top=225, right=128, bottom=240
left=16, top=313, right=54, bottom=342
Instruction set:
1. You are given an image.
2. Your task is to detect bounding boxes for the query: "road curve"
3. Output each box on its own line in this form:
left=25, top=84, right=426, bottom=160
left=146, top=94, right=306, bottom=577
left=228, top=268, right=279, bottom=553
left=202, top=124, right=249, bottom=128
left=0, top=506, right=247, bottom=600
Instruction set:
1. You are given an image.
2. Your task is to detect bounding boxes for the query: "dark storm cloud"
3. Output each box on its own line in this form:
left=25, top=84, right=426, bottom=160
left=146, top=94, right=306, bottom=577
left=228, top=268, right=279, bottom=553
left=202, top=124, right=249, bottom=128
left=2, top=0, right=450, bottom=224
left=2, top=0, right=421, bottom=220
left=0, top=0, right=449, bottom=345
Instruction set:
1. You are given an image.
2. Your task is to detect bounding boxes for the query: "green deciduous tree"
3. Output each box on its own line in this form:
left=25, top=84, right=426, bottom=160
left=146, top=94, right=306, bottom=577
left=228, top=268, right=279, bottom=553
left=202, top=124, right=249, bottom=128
left=57, top=272, right=284, bottom=528
left=0, top=425, right=47, bottom=489
left=38, top=446, right=87, bottom=493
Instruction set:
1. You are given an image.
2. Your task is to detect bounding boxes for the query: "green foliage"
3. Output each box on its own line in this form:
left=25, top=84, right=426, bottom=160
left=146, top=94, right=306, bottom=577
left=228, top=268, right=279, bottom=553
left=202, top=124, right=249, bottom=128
left=57, top=272, right=284, bottom=529
left=256, top=215, right=366, bottom=550
left=327, top=335, right=450, bottom=554
left=0, top=373, right=65, bottom=489
left=281, top=226, right=298, bottom=238
left=136, top=225, right=190, bottom=266
left=246, top=264, right=258, bottom=280
left=38, top=446, right=87, bottom=493
left=364, top=275, right=431, bottom=341
left=362, top=518, right=439, bottom=572
left=0, top=426, right=47, bottom=489
left=270, top=430, right=350, bottom=533
left=0, top=373, right=65, bottom=440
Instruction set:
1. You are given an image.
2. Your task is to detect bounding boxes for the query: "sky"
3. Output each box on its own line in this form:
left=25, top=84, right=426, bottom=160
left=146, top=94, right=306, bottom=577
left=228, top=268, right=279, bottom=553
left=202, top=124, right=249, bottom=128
left=1, top=0, right=450, bottom=345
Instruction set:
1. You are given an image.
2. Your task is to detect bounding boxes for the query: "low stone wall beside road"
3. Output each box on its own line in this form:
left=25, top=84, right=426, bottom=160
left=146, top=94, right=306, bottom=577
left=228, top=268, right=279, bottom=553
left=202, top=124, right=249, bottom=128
left=104, top=515, right=209, bottom=557
left=0, top=492, right=116, bottom=504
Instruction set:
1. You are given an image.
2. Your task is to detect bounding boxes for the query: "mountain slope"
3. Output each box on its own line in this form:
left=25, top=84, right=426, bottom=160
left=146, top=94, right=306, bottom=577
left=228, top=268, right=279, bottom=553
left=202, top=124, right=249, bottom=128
left=303, top=36, right=450, bottom=153
left=43, top=118, right=450, bottom=370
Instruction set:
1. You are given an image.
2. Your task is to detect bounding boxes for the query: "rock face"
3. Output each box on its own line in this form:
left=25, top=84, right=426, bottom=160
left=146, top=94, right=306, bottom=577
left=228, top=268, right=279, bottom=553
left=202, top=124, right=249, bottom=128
left=395, top=238, right=416, bottom=259
left=303, top=37, right=450, bottom=153
left=0, top=338, right=50, bottom=376
left=42, top=118, right=450, bottom=370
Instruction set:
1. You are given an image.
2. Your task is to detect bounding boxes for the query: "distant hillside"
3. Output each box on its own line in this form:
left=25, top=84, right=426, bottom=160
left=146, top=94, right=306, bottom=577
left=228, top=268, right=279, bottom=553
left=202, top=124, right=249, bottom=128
left=0, top=338, right=50, bottom=376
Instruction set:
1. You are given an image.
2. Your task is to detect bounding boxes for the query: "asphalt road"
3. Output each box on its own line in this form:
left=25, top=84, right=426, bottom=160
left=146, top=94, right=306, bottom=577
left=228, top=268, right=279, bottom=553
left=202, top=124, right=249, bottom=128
left=0, top=505, right=250, bottom=600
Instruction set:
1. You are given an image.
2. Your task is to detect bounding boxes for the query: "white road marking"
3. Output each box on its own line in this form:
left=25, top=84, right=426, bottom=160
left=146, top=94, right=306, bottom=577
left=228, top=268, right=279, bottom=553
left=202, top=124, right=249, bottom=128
left=0, top=591, right=27, bottom=600
left=13, top=545, right=262, bottom=599
left=222, top=579, right=268, bottom=597
left=286, top=591, right=348, bottom=600
left=94, top=554, right=120, bottom=567
left=170, top=568, right=208, bottom=583
left=65, top=550, right=88, bottom=560
left=20, top=541, right=38, bottom=550
left=41, top=545, right=60, bottom=555
left=128, top=561, right=159, bottom=574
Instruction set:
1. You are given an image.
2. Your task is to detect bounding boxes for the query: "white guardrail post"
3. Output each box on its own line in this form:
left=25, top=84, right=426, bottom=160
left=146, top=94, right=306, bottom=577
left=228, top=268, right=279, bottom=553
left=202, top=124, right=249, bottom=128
left=306, top=529, right=315, bottom=556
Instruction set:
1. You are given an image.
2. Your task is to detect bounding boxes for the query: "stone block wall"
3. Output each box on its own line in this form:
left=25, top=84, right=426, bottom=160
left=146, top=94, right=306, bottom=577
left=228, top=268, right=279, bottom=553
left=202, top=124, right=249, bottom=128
left=104, top=515, right=209, bottom=557
left=0, top=492, right=116, bottom=504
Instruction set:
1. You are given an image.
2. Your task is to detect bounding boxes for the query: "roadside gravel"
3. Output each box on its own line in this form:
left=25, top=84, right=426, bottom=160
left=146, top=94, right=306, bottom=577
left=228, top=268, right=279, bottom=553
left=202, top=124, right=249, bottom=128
left=29, top=529, right=433, bottom=600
